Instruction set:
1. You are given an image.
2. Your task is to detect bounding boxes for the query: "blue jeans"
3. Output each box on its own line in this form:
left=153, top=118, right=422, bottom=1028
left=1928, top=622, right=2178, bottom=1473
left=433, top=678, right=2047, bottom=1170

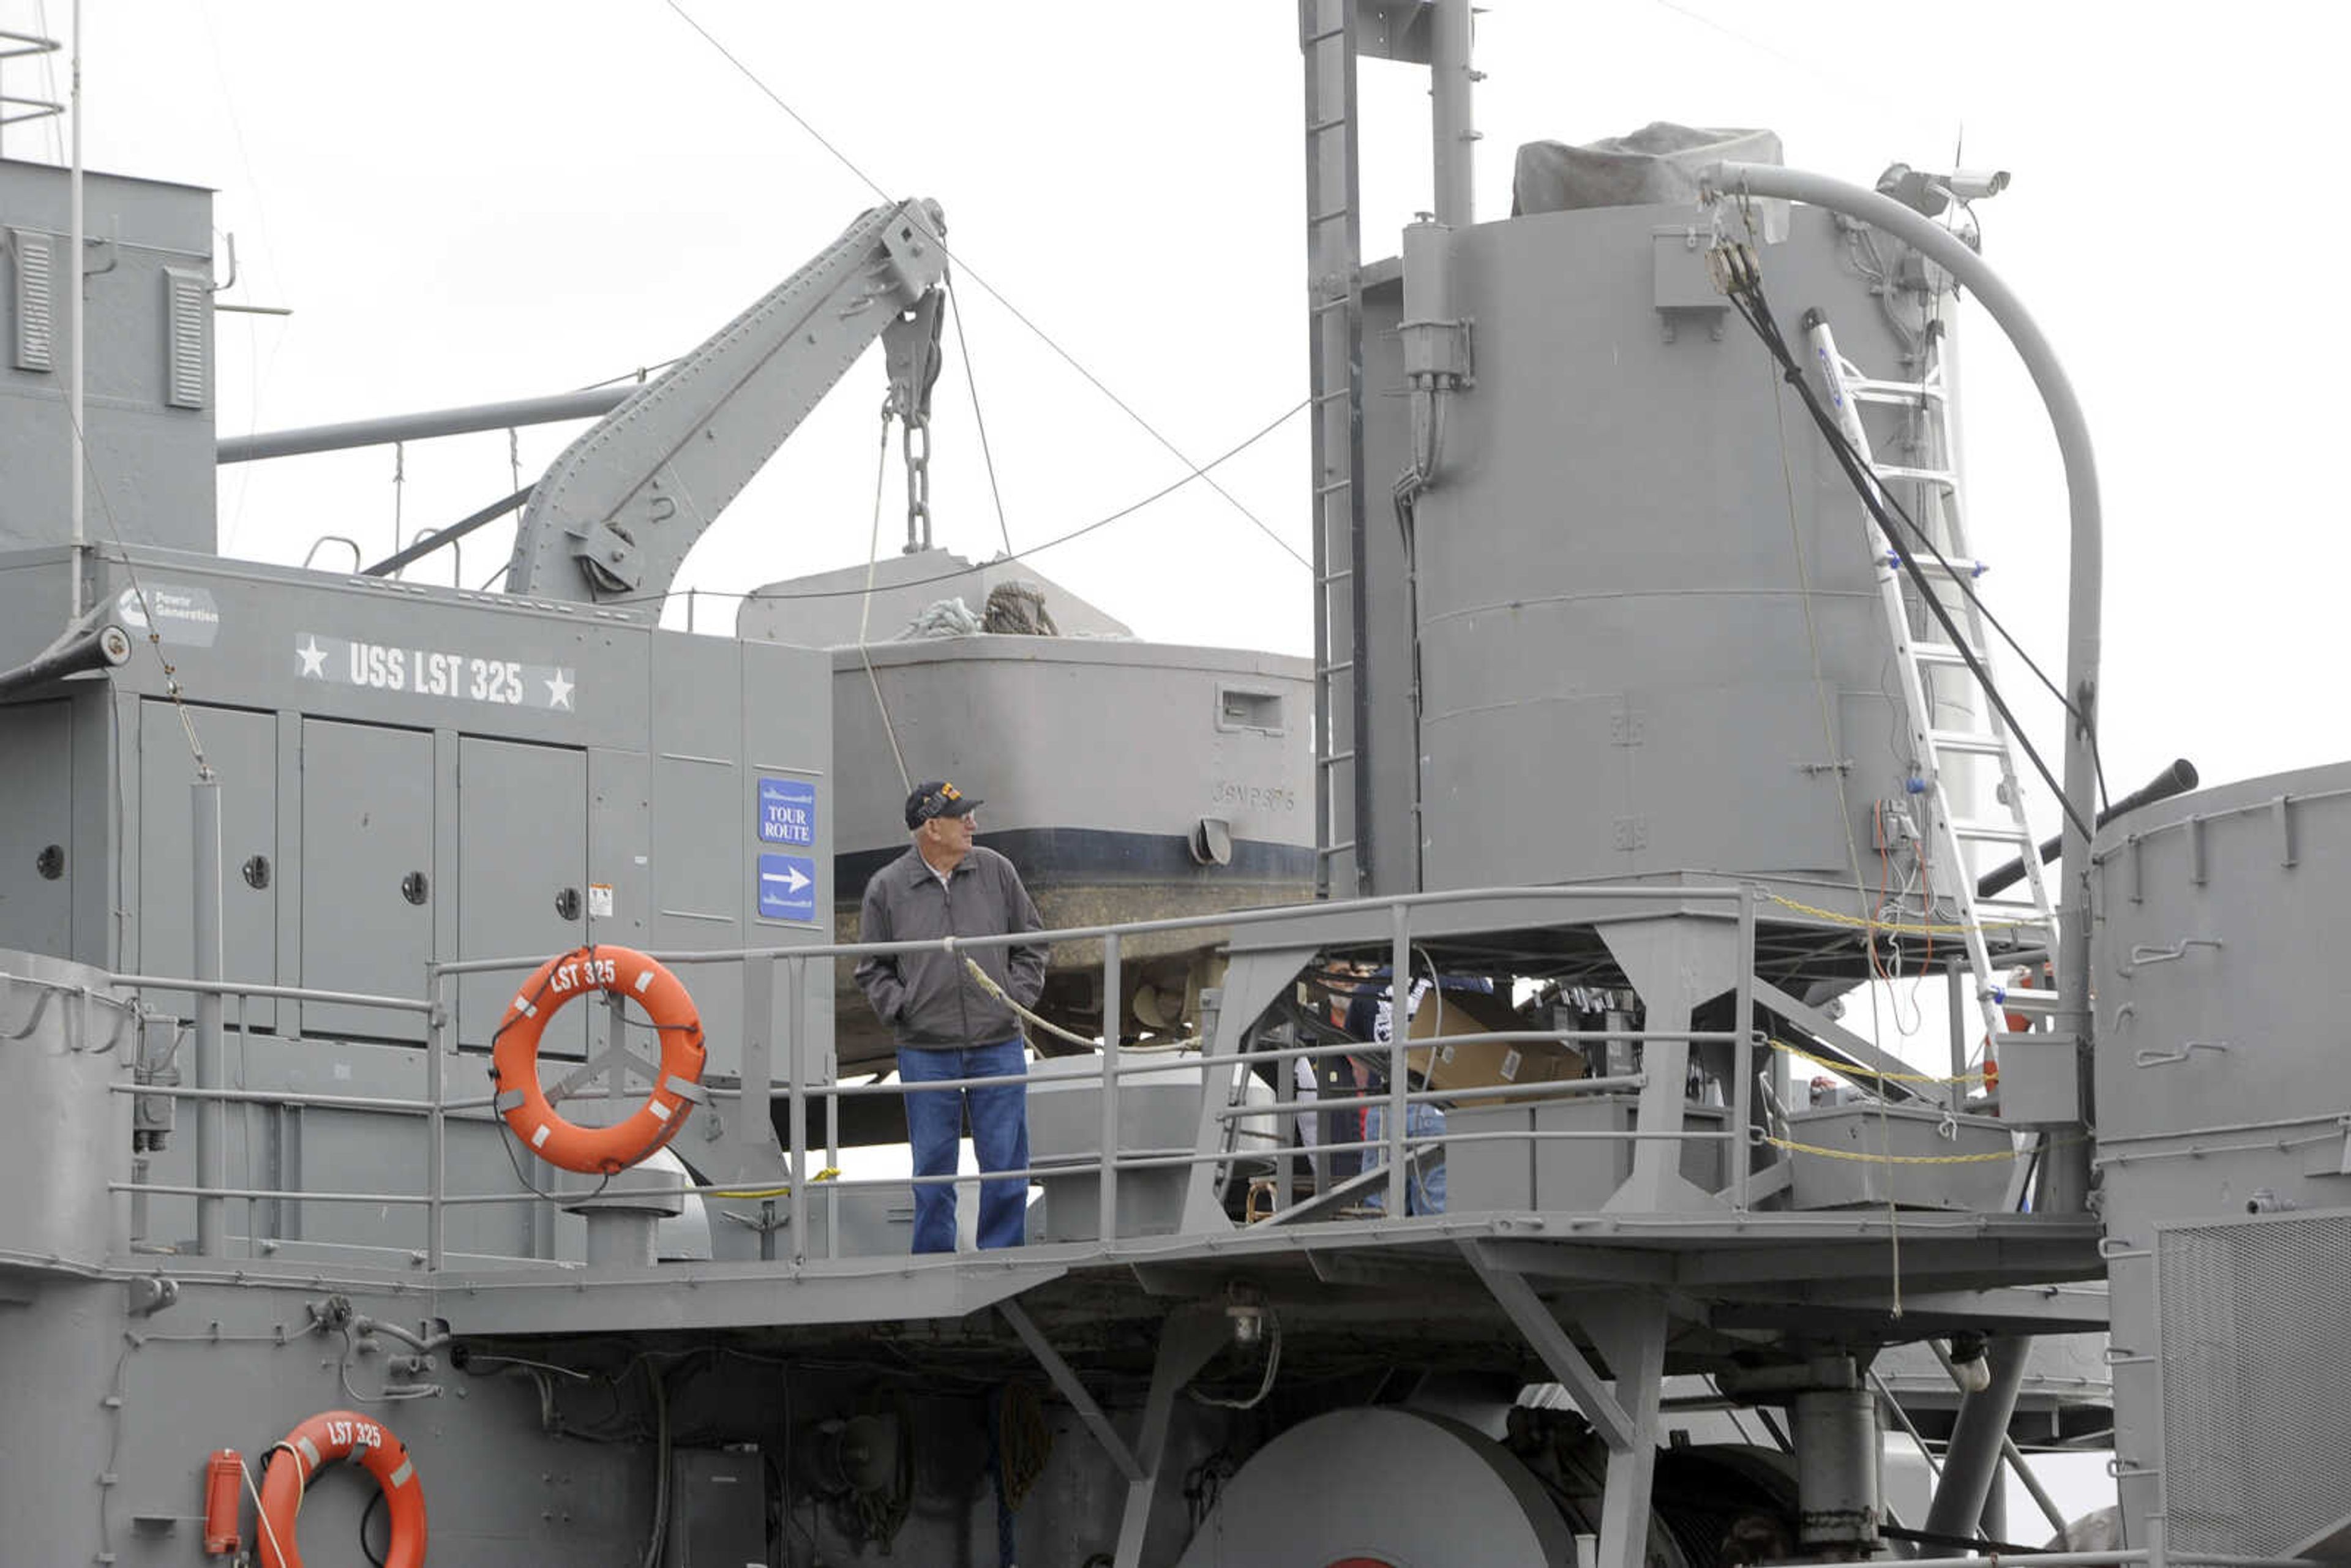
left=898, top=1039, right=1030, bottom=1253
left=1361, top=1101, right=1445, bottom=1215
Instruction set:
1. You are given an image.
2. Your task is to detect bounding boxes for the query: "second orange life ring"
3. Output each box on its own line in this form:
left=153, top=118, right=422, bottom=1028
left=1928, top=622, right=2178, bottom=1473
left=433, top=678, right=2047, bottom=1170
left=490, top=944, right=707, bottom=1174
left=2001, top=961, right=2052, bottom=1035
left=257, top=1408, right=427, bottom=1568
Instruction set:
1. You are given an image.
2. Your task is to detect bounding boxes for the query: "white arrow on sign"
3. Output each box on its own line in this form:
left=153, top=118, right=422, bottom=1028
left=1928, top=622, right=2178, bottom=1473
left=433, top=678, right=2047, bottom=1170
left=762, top=865, right=813, bottom=895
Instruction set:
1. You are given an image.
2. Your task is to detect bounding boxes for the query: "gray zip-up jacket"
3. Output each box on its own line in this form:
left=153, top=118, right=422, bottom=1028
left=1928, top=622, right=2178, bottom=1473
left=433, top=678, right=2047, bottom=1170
left=853, top=844, right=1048, bottom=1050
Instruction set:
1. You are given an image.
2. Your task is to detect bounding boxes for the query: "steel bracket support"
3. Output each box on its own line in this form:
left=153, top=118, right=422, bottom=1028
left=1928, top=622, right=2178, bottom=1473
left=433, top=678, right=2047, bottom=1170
left=1588, top=1299, right=1670, bottom=1568
left=1929, top=1336, right=2067, bottom=1535
left=1179, top=947, right=1315, bottom=1231
left=738, top=954, right=775, bottom=1165
left=1113, top=1305, right=1231, bottom=1568
left=1924, top=1334, right=2033, bottom=1539
left=1460, top=1240, right=1633, bottom=1450
left=1351, top=0, right=1433, bottom=62
left=709, top=955, right=792, bottom=1244
left=1753, top=978, right=1933, bottom=1103
left=1464, top=1242, right=1668, bottom=1568
left=999, top=1297, right=1143, bottom=1485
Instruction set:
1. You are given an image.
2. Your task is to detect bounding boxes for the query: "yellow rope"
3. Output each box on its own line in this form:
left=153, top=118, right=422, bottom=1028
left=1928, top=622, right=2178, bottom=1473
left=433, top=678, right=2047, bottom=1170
left=711, top=1166, right=841, bottom=1201
left=1764, top=891, right=2042, bottom=938
left=1761, top=1134, right=2021, bottom=1166
left=1768, top=1037, right=1984, bottom=1087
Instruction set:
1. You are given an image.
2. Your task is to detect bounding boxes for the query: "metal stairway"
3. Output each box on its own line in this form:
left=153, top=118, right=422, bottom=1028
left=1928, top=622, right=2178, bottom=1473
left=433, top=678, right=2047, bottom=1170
left=1805, top=317, right=2060, bottom=1045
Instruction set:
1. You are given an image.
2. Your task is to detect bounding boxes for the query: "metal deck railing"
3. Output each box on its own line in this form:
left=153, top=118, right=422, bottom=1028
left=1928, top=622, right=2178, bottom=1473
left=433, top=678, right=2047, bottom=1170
left=94, top=877, right=2061, bottom=1275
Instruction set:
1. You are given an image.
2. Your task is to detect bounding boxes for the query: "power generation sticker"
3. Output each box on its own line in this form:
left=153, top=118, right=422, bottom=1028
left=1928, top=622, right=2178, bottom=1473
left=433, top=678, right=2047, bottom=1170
left=293, top=633, right=576, bottom=711
left=118, top=583, right=221, bottom=647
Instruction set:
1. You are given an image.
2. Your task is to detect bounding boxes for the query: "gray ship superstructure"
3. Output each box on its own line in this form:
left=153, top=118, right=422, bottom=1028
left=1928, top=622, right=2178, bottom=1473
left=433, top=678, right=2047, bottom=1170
left=0, top=5, right=2344, bottom=1567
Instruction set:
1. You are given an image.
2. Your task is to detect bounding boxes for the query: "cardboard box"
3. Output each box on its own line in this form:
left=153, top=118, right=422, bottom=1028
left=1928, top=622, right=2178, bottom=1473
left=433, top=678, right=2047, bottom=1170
left=1384, top=986, right=1588, bottom=1100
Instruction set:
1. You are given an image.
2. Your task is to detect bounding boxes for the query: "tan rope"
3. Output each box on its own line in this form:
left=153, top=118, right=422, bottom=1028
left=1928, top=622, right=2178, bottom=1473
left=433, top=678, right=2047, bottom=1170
left=710, top=1168, right=840, bottom=1201
left=1764, top=891, right=2039, bottom=937
left=958, top=954, right=1196, bottom=1054
left=1768, top=1037, right=1985, bottom=1087
left=958, top=955, right=1098, bottom=1049
left=1761, top=1133, right=2020, bottom=1166
left=858, top=408, right=913, bottom=793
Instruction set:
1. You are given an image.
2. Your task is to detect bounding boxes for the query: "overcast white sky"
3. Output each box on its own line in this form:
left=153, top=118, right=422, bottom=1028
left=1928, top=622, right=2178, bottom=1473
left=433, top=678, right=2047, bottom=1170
left=8, top=1, right=2339, bottom=1521
left=8, top=0, right=2347, bottom=812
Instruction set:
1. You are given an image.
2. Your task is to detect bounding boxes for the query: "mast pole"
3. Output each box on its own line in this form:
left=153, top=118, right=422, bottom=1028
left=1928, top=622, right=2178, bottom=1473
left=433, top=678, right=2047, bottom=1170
left=67, top=0, right=84, bottom=618
left=1430, top=0, right=1475, bottom=225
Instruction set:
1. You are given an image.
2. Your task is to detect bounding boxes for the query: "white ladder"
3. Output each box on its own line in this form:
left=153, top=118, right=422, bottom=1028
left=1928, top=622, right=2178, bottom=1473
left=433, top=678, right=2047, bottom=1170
left=1805, top=316, right=2058, bottom=1045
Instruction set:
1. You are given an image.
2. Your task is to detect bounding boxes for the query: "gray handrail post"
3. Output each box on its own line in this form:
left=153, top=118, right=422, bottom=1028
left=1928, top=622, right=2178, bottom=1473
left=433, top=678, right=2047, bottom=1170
left=1098, top=930, right=1122, bottom=1247
left=426, top=961, right=448, bottom=1270
left=1732, top=885, right=1756, bottom=1212
left=1387, top=901, right=1411, bottom=1216
left=192, top=776, right=225, bottom=1258
left=234, top=996, right=256, bottom=1247
left=823, top=964, right=841, bottom=1259
left=787, top=954, right=809, bottom=1259
left=740, top=953, right=778, bottom=1262
left=1946, top=959, right=1970, bottom=1111
left=1273, top=1029, right=1297, bottom=1214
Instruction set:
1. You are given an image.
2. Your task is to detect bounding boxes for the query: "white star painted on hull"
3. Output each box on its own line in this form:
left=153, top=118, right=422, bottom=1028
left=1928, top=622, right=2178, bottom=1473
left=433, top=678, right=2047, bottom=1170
left=544, top=668, right=574, bottom=710
left=296, top=636, right=328, bottom=678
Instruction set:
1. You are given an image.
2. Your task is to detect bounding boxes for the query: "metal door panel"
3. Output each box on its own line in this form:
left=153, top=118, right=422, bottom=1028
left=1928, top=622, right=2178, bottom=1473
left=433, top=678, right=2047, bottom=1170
left=0, top=699, right=74, bottom=958
left=143, top=702, right=280, bottom=1027
left=458, top=737, right=588, bottom=1055
left=299, top=719, right=433, bottom=1041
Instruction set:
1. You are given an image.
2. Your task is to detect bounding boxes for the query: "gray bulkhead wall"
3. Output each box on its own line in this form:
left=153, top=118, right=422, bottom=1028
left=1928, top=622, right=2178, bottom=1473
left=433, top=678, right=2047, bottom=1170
left=2087, top=762, right=2351, bottom=1555
left=0, top=959, right=1212, bottom=1568
left=0, top=1275, right=658, bottom=1568
left=1403, top=203, right=1920, bottom=889
left=0, top=161, right=218, bottom=555
left=0, top=551, right=130, bottom=970
left=0, top=955, right=659, bottom=1567
left=0, top=547, right=833, bottom=1258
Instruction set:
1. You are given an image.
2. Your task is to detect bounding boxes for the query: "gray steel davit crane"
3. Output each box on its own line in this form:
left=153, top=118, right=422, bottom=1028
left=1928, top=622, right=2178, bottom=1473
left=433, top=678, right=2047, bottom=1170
left=215, top=197, right=953, bottom=608
left=503, top=198, right=951, bottom=604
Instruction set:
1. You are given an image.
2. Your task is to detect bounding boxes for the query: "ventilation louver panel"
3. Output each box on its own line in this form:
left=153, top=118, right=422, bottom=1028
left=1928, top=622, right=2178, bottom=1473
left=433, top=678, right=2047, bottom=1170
left=2158, top=1210, right=2351, bottom=1556
left=11, top=230, right=54, bottom=373
left=163, top=264, right=208, bottom=410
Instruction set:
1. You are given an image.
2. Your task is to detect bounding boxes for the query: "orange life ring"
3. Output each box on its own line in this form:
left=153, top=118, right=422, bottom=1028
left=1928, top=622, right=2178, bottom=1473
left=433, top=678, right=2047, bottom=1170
left=490, top=944, right=707, bottom=1174
left=257, top=1408, right=427, bottom=1568
left=2001, top=961, right=2052, bottom=1035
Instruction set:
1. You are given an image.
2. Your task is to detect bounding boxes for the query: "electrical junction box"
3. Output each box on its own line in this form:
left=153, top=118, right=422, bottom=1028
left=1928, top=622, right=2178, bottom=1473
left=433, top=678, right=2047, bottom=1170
left=666, top=1447, right=767, bottom=1567
left=1993, top=1030, right=2081, bottom=1125
left=1872, top=800, right=1919, bottom=850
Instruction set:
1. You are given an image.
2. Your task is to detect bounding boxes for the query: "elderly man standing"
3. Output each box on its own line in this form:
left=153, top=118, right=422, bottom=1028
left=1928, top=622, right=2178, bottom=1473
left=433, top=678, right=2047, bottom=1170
left=853, top=780, right=1049, bottom=1252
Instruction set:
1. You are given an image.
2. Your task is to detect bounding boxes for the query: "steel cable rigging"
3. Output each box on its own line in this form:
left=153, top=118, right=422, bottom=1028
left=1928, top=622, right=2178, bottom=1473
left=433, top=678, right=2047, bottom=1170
left=1711, top=236, right=2097, bottom=843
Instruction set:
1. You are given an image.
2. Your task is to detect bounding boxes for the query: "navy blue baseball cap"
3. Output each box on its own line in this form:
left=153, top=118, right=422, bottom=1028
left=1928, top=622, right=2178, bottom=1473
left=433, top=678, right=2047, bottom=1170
left=905, top=779, right=981, bottom=830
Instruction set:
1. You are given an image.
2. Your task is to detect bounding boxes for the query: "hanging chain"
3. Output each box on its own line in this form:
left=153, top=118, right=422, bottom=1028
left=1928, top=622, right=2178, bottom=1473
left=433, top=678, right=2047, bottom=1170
left=899, top=411, right=932, bottom=554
